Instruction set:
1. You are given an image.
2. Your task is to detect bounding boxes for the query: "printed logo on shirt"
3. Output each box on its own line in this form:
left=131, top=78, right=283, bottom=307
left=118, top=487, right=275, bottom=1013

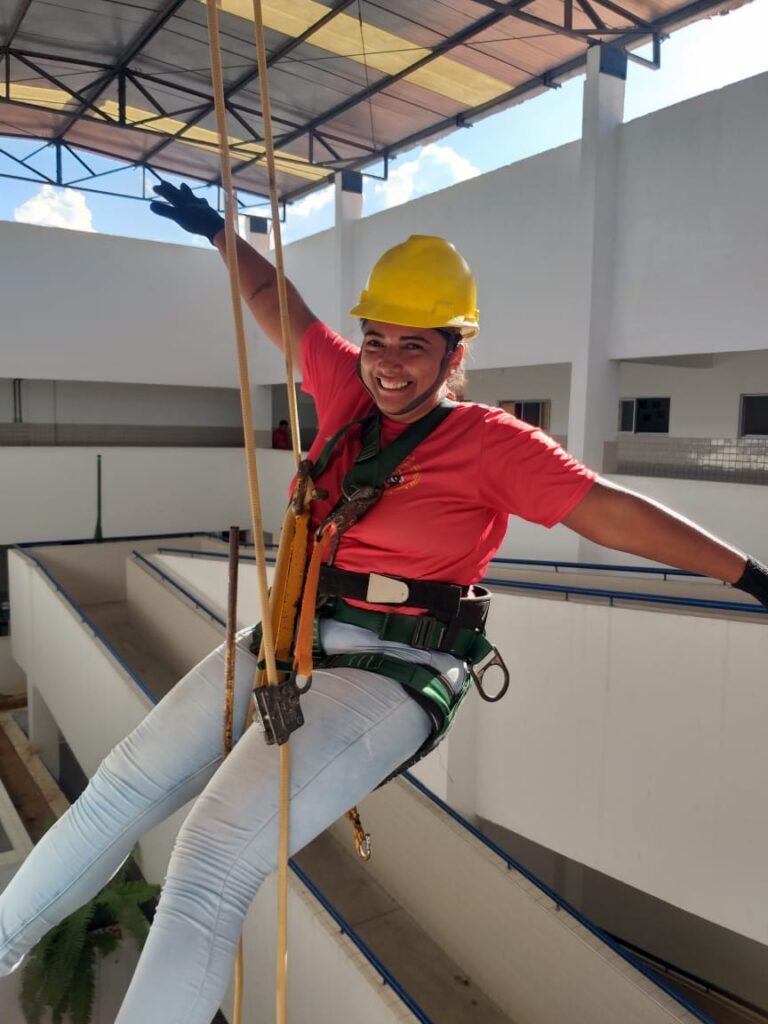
left=384, top=452, right=421, bottom=494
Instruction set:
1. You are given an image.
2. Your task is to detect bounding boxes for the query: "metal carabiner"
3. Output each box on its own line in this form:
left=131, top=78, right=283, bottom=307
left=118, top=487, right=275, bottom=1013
left=468, top=645, right=510, bottom=703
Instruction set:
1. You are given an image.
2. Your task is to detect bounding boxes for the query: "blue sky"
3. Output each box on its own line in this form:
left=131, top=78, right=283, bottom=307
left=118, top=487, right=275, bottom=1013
left=3, top=0, right=768, bottom=245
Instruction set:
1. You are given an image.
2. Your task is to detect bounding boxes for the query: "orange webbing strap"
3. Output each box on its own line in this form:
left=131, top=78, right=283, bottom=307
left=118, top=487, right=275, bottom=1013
left=292, top=526, right=336, bottom=684
left=253, top=500, right=312, bottom=690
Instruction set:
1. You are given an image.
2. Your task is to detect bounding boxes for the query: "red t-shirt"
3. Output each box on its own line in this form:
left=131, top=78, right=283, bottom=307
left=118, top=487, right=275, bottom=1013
left=301, top=321, right=595, bottom=586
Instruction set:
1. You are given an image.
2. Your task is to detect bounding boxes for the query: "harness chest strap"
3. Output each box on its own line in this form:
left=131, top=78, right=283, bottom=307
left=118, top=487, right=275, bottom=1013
left=251, top=398, right=509, bottom=743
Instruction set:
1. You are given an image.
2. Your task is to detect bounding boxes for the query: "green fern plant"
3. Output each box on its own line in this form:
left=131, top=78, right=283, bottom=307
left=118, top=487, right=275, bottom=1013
left=19, top=856, right=160, bottom=1024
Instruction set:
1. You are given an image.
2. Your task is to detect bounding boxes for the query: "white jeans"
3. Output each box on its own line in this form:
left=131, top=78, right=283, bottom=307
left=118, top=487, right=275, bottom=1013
left=0, top=621, right=463, bottom=1023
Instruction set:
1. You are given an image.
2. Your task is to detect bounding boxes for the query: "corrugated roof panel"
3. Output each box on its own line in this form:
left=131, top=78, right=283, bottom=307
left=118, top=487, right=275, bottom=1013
left=0, top=0, right=754, bottom=203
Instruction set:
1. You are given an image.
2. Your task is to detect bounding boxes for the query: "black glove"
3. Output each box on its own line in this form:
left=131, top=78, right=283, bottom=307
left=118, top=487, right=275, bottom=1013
left=732, top=557, right=768, bottom=610
left=150, top=182, right=225, bottom=243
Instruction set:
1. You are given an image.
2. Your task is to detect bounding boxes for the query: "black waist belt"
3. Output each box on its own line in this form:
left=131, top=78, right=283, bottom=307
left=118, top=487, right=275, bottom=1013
left=317, top=565, right=492, bottom=661
left=318, top=565, right=464, bottom=619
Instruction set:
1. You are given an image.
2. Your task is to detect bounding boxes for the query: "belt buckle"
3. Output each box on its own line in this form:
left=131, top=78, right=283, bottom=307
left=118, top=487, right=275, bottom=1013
left=366, top=572, right=410, bottom=604
left=412, top=616, right=446, bottom=651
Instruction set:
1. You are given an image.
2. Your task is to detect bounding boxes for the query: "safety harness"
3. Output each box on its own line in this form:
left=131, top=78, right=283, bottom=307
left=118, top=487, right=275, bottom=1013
left=251, top=398, right=510, bottom=772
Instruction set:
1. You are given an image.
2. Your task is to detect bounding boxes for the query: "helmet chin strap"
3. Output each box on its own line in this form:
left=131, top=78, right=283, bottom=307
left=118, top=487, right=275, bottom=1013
left=356, top=346, right=455, bottom=418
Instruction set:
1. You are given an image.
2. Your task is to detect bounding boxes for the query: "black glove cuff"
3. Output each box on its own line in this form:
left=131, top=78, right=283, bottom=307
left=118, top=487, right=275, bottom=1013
left=732, top=557, right=768, bottom=609
left=204, top=214, right=225, bottom=244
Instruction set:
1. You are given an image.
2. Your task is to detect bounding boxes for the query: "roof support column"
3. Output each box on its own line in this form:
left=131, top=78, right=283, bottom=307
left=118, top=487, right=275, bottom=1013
left=566, top=44, right=626, bottom=474
left=334, top=170, right=363, bottom=337
left=244, top=214, right=273, bottom=254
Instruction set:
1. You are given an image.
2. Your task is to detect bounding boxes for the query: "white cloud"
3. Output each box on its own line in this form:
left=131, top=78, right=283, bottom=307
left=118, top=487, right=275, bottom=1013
left=370, top=143, right=480, bottom=212
left=13, top=185, right=95, bottom=232
left=289, top=184, right=334, bottom=218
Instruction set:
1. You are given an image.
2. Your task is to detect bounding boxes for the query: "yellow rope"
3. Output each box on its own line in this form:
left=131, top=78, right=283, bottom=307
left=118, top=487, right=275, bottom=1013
left=222, top=527, right=243, bottom=1023
left=234, top=943, right=245, bottom=1023
left=204, top=1, right=295, bottom=1021
left=251, top=0, right=301, bottom=471
left=247, top=4, right=304, bottom=1020
left=204, top=0, right=279, bottom=688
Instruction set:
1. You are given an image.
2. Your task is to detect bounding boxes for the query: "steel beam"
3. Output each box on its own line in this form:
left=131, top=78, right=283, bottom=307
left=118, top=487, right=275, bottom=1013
left=2, top=0, right=34, bottom=49
left=231, top=0, right=540, bottom=181
left=140, top=0, right=359, bottom=166
left=53, top=0, right=188, bottom=140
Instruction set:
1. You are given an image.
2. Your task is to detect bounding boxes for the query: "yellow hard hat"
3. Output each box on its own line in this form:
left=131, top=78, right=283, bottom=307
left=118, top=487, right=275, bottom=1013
left=349, top=235, right=479, bottom=338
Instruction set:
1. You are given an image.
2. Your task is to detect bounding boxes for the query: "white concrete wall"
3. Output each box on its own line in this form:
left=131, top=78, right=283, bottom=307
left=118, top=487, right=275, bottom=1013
left=334, top=781, right=698, bottom=1024
left=619, top=350, right=768, bottom=438
left=466, top=364, right=572, bottom=436
left=126, top=557, right=224, bottom=679
left=153, top=552, right=268, bottom=629
left=0, top=223, right=285, bottom=389
left=229, top=873, right=420, bottom=1024
left=468, top=351, right=768, bottom=441
left=0, top=782, right=33, bottom=891
left=22, top=536, right=206, bottom=606
left=475, top=592, right=768, bottom=948
left=611, top=72, right=768, bottom=361
left=4, top=72, right=768, bottom=392
left=0, top=447, right=296, bottom=547
left=0, top=637, right=25, bottom=695
left=0, top=378, right=251, bottom=428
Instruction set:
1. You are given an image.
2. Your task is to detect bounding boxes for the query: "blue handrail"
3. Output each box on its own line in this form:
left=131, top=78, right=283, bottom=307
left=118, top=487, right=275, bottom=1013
left=491, top=556, right=701, bottom=577
left=402, top=773, right=717, bottom=1024
left=482, top=576, right=766, bottom=613
left=153, top=548, right=765, bottom=617
left=156, top=547, right=265, bottom=563
left=17, top=531, right=219, bottom=550
left=289, top=860, right=433, bottom=1023
left=131, top=552, right=227, bottom=628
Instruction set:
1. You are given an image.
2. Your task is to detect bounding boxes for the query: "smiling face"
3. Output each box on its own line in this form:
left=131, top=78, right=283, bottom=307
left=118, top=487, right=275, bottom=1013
left=358, top=320, right=464, bottom=423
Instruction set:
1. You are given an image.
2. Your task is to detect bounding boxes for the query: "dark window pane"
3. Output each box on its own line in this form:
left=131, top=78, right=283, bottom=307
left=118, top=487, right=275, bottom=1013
left=635, top=397, right=670, bottom=433
left=516, top=401, right=542, bottom=427
left=619, top=400, right=635, bottom=432
left=741, top=396, right=768, bottom=436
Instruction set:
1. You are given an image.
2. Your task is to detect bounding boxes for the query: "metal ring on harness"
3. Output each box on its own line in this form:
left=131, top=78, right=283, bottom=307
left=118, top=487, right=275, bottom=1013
left=468, top=645, right=510, bottom=702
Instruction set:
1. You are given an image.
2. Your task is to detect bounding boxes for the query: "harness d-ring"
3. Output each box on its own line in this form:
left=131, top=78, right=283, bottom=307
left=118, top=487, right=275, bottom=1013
left=468, top=645, right=510, bottom=702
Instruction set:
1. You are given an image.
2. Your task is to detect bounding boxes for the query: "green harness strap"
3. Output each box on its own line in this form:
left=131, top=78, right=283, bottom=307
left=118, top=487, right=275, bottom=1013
left=324, top=598, right=494, bottom=663
left=317, top=651, right=472, bottom=757
left=311, top=398, right=456, bottom=494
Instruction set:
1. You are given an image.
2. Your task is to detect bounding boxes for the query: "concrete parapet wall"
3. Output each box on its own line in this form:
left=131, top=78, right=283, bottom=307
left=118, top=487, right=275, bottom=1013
left=335, top=780, right=698, bottom=1024
left=0, top=447, right=295, bottom=549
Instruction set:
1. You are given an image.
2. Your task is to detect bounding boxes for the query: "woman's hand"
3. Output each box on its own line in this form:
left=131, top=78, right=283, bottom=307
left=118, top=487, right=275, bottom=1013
left=150, top=179, right=316, bottom=358
left=150, top=182, right=225, bottom=242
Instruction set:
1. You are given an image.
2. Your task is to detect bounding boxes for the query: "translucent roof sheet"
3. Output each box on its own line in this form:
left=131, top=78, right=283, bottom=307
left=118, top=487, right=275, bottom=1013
left=0, top=0, right=751, bottom=203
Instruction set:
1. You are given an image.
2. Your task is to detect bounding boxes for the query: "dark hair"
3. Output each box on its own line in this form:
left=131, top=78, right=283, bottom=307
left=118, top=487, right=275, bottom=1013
left=279, top=419, right=289, bottom=427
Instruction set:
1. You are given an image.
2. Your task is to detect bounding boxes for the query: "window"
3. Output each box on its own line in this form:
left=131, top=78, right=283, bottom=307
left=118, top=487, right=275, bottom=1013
left=740, top=395, right=768, bottom=437
left=618, top=397, right=670, bottom=434
left=618, top=399, right=635, bottom=433
left=499, top=400, right=551, bottom=431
